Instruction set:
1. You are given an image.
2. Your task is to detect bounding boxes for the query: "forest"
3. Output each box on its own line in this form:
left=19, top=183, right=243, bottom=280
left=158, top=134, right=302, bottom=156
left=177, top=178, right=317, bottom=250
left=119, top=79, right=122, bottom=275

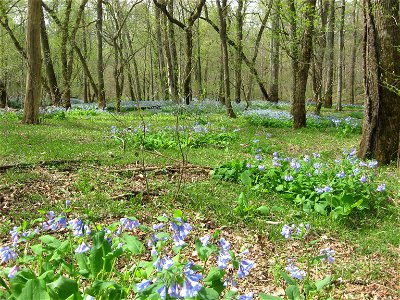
left=0, top=0, right=399, bottom=299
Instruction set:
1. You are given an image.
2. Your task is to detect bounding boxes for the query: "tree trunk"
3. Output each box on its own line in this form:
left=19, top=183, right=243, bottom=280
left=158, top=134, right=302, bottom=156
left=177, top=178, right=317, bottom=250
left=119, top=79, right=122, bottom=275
left=323, top=0, right=335, bottom=108
left=359, top=0, right=400, bottom=164
left=168, top=0, right=179, bottom=100
left=40, top=8, right=61, bottom=106
left=183, top=27, right=193, bottom=105
left=235, top=0, right=244, bottom=103
left=289, top=0, right=317, bottom=129
left=349, top=0, right=358, bottom=105
left=336, top=0, right=345, bottom=111
left=0, top=79, right=6, bottom=108
left=269, top=1, right=280, bottom=103
left=22, top=0, right=41, bottom=124
left=217, top=0, right=236, bottom=117
left=155, top=5, right=168, bottom=100
left=162, top=12, right=178, bottom=101
left=313, top=0, right=328, bottom=115
left=97, top=0, right=106, bottom=109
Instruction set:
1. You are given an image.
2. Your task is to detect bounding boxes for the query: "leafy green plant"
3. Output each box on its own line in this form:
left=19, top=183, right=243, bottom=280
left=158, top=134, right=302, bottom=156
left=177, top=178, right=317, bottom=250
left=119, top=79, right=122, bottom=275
left=0, top=208, right=256, bottom=299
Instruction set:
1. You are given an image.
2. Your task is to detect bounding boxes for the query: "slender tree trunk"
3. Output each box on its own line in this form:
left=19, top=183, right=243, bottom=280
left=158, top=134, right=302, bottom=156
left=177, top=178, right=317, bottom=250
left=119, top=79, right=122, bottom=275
left=97, top=0, right=106, bottom=108
left=235, top=0, right=244, bottom=103
left=336, top=0, right=345, bottom=111
left=22, top=0, right=41, bottom=124
left=217, top=0, right=236, bottom=117
left=0, top=79, right=6, bottom=108
left=162, top=12, right=178, bottom=101
left=269, top=0, right=280, bottom=103
left=324, top=0, right=335, bottom=108
left=313, top=0, right=328, bottom=115
left=40, top=8, right=61, bottom=106
left=196, top=20, right=203, bottom=99
left=349, top=0, right=358, bottom=104
left=359, top=0, right=400, bottom=164
left=155, top=5, right=167, bottom=100
left=168, top=0, right=179, bottom=99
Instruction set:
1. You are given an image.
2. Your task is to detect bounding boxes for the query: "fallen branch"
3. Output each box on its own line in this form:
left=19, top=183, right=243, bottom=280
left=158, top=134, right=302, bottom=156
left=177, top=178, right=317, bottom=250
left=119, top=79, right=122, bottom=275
left=0, top=159, right=100, bottom=172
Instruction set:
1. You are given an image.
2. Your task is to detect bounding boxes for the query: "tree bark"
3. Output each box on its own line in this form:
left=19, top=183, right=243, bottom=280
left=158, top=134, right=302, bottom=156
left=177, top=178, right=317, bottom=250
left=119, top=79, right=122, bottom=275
left=288, top=0, right=317, bottom=129
left=323, top=0, right=335, bottom=108
left=336, top=0, right=345, bottom=111
left=22, top=0, right=41, bottom=124
left=359, top=0, right=400, bottom=164
left=269, top=0, right=280, bottom=103
left=216, top=0, right=236, bottom=118
left=349, top=0, right=358, bottom=105
left=0, top=79, right=6, bottom=108
left=313, top=0, right=328, bottom=115
left=40, top=8, right=61, bottom=106
left=97, top=0, right=106, bottom=108
left=235, top=0, right=244, bottom=103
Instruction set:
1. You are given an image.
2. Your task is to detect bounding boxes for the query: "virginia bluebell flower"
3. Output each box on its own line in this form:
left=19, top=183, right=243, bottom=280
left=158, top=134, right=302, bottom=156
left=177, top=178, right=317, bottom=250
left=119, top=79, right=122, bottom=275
left=353, top=168, right=360, bottom=175
left=238, top=293, right=254, bottom=300
left=152, top=223, right=164, bottom=230
left=199, top=235, right=210, bottom=247
left=8, top=265, right=19, bottom=278
left=303, top=155, right=310, bottom=163
left=154, top=256, right=174, bottom=271
left=157, top=285, right=167, bottom=300
left=377, top=183, right=386, bottom=192
left=336, top=171, right=345, bottom=178
left=120, top=217, right=140, bottom=230
left=136, top=279, right=152, bottom=291
left=258, top=165, right=265, bottom=171
left=75, top=242, right=90, bottom=254
left=246, top=163, right=252, bottom=168
left=273, top=152, right=279, bottom=158
left=237, top=259, right=255, bottom=278
left=168, top=283, right=181, bottom=298
left=281, top=224, right=295, bottom=239
left=368, top=160, right=378, bottom=168
left=9, top=227, right=19, bottom=243
left=284, top=175, right=293, bottom=182
left=313, top=152, right=320, bottom=158
left=255, top=154, right=263, bottom=161
left=320, top=247, right=335, bottom=264
left=65, top=200, right=70, bottom=209
left=285, top=262, right=305, bottom=280
left=0, top=246, right=17, bottom=264
left=290, top=159, right=301, bottom=171
left=360, top=174, right=367, bottom=183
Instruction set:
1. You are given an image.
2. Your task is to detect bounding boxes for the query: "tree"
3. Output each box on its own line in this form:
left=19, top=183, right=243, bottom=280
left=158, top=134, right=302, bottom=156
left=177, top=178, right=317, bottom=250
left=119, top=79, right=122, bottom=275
left=348, top=0, right=359, bottom=105
left=22, top=0, right=41, bottom=124
left=336, top=0, right=345, bottom=111
left=153, top=0, right=206, bottom=105
left=287, top=0, right=317, bottom=128
left=0, top=79, right=6, bottom=108
left=358, top=0, right=400, bottom=164
left=269, top=0, right=281, bottom=103
left=234, top=0, right=244, bottom=103
left=216, top=0, right=236, bottom=118
left=97, top=0, right=106, bottom=108
left=323, top=0, right=335, bottom=108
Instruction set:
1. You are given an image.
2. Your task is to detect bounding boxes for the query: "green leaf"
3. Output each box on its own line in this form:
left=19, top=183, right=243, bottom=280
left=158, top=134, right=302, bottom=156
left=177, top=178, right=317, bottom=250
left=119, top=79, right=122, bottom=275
left=39, top=235, right=61, bottom=249
left=314, top=202, right=327, bottom=215
left=256, top=206, right=270, bottom=215
left=90, top=231, right=112, bottom=277
left=18, top=279, right=50, bottom=300
left=173, top=210, right=182, bottom=219
left=156, top=215, right=169, bottom=222
left=75, top=254, right=90, bottom=278
left=276, top=184, right=284, bottom=192
left=31, top=244, right=43, bottom=256
left=240, top=170, right=253, bottom=187
left=195, top=240, right=215, bottom=261
left=315, top=275, right=331, bottom=291
left=285, top=284, right=302, bottom=300
left=280, top=271, right=296, bottom=286
left=47, top=276, right=79, bottom=299
left=123, top=234, right=145, bottom=255
left=259, top=293, right=282, bottom=300
left=198, top=287, right=220, bottom=300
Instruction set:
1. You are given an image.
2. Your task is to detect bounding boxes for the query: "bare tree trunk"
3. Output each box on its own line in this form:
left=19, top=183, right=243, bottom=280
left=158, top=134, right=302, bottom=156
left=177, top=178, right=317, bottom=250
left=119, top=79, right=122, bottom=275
left=162, top=12, right=178, bottom=101
left=155, top=5, right=168, bottom=100
left=349, top=0, right=358, bottom=105
left=359, top=0, right=400, bottom=164
left=168, top=0, right=179, bottom=100
left=0, top=79, right=6, bottom=108
left=269, top=0, right=280, bottom=103
left=289, top=0, right=317, bottom=128
left=196, top=20, right=203, bottom=99
left=97, top=0, right=106, bottom=108
left=40, top=8, right=61, bottom=106
left=22, top=0, right=41, bottom=124
left=313, top=0, right=328, bottom=115
left=235, top=0, right=244, bottom=103
left=323, top=0, right=335, bottom=108
left=336, top=0, right=345, bottom=111
left=216, top=0, right=236, bottom=117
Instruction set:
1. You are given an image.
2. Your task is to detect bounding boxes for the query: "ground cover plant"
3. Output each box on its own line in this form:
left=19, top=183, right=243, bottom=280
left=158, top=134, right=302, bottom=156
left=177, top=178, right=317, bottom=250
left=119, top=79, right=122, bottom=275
left=0, top=101, right=399, bottom=299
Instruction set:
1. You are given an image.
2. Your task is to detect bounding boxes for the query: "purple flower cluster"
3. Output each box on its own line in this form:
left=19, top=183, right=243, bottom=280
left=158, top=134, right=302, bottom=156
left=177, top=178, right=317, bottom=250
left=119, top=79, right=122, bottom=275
left=281, top=223, right=310, bottom=239
left=320, top=247, right=335, bottom=264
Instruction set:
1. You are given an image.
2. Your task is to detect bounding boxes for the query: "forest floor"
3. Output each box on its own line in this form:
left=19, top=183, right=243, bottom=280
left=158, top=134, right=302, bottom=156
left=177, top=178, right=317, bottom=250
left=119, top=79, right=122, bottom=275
left=0, top=102, right=399, bottom=299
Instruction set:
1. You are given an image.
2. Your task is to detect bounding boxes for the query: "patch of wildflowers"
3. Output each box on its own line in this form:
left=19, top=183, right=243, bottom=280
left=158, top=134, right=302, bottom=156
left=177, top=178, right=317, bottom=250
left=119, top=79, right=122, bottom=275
left=136, top=279, right=152, bottom=292
left=255, top=154, right=263, bottom=161
left=368, top=160, right=378, bottom=168
left=336, top=171, right=345, bottom=178
left=152, top=223, right=164, bottom=230
left=284, top=175, right=293, bottom=182
left=238, top=293, right=254, bottom=300
left=199, top=235, right=210, bottom=246
left=157, top=285, right=167, bottom=300
left=360, top=174, right=367, bottom=183
left=258, top=165, right=265, bottom=171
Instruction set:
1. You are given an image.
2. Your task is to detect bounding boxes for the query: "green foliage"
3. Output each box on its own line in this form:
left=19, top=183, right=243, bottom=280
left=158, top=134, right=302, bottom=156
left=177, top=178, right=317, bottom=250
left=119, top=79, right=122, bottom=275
left=213, top=150, right=388, bottom=219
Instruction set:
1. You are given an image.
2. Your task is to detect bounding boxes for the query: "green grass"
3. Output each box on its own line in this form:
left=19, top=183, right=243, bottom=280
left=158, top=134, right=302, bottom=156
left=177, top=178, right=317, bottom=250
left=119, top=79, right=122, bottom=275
left=0, top=107, right=398, bottom=297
